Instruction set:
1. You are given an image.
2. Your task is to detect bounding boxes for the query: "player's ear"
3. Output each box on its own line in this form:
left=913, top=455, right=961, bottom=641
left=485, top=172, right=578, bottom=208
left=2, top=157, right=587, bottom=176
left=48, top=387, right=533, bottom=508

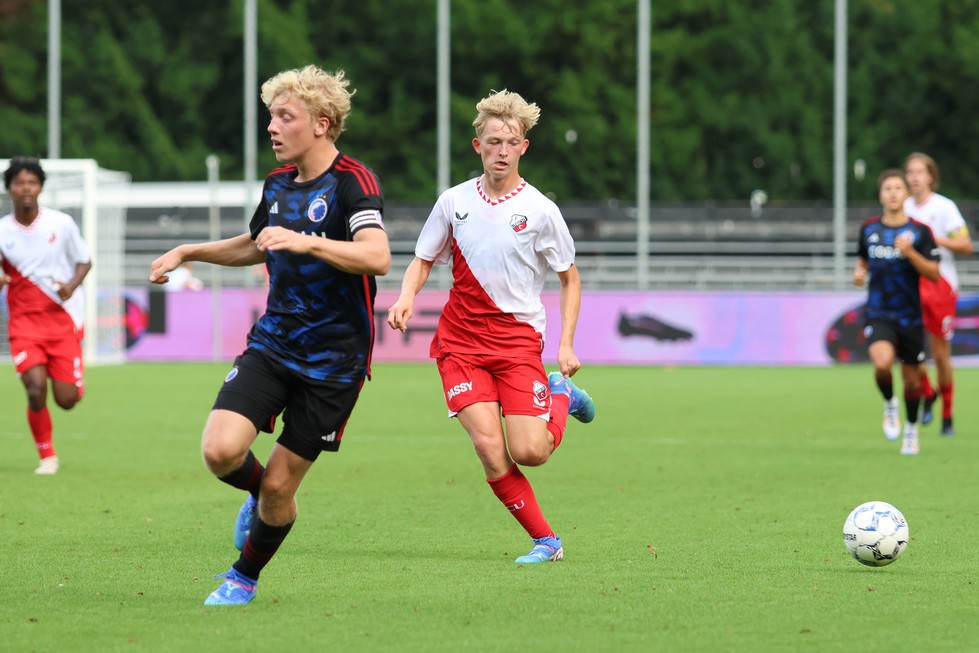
left=315, top=117, right=330, bottom=138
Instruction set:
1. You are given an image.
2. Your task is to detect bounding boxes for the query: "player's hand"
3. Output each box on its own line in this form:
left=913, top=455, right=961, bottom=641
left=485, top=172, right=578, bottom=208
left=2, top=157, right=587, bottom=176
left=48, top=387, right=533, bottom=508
left=52, top=280, right=75, bottom=301
left=0, top=273, right=10, bottom=290
left=255, top=226, right=310, bottom=254
left=557, top=344, right=581, bottom=378
left=895, top=234, right=913, bottom=256
left=852, top=268, right=867, bottom=287
left=386, top=298, right=414, bottom=333
left=149, top=249, right=183, bottom=285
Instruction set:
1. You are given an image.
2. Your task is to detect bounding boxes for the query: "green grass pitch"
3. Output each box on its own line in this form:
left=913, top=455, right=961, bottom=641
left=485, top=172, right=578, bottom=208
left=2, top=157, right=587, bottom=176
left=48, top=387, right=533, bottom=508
left=1, top=363, right=977, bottom=652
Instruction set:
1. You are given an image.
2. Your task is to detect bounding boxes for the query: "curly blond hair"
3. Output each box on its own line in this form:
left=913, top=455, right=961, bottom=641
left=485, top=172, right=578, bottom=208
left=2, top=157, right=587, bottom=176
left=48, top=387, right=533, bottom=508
left=261, top=65, right=355, bottom=142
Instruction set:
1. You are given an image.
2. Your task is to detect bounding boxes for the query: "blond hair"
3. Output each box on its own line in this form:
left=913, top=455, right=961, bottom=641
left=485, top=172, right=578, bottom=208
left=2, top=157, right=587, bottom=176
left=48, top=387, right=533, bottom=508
left=472, top=89, right=541, bottom=138
left=261, top=65, right=354, bottom=141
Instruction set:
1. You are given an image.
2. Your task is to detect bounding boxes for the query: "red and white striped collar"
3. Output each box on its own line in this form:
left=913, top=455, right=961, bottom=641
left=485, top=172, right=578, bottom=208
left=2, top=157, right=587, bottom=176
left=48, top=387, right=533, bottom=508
left=476, top=176, right=527, bottom=206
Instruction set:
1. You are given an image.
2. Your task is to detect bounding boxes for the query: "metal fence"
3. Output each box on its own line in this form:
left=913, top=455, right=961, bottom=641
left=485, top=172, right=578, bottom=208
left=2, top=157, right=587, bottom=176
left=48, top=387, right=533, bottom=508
left=120, top=191, right=979, bottom=292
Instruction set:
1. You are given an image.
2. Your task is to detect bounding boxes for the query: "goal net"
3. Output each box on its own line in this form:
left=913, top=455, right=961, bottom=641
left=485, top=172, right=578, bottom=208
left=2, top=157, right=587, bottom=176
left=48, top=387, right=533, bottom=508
left=0, top=158, right=131, bottom=365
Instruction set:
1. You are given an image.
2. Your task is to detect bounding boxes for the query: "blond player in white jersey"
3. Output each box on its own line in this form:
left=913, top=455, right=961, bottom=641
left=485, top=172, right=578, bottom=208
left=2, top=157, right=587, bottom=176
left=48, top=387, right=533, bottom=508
left=903, top=152, right=973, bottom=436
left=1, top=157, right=92, bottom=474
left=387, top=90, right=595, bottom=564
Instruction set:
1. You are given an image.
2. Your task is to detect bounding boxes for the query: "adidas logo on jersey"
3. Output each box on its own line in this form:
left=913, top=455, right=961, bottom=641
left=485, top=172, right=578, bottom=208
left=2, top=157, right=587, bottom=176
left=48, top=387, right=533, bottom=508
left=269, top=201, right=279, bottom=214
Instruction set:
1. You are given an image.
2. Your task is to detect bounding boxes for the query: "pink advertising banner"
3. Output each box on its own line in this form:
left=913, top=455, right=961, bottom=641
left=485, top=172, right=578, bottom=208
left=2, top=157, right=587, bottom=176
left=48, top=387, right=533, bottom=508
left=122, top=289, right=979, bottom=366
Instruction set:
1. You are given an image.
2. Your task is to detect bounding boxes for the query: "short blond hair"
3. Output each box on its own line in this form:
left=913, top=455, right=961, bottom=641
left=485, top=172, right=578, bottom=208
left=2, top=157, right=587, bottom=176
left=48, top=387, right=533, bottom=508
left=261, top=65, right=354, bottom=141
left=472, top=89, right=541, bottom=138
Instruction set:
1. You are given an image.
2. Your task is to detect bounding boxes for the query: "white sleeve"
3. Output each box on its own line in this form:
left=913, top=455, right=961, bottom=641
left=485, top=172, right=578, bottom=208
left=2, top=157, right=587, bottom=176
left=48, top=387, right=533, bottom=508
left=64, top=217, right=92, bottom=265
left=414, top=193, right=454, bottom=265
left=536, top=204, right=576, bottom=272
left=941, top=200, right=967, bottom=235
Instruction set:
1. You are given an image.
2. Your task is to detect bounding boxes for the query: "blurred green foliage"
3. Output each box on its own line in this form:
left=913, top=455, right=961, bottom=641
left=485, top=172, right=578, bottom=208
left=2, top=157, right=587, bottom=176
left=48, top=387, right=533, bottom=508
left=1, top=0, right=977, bottom=202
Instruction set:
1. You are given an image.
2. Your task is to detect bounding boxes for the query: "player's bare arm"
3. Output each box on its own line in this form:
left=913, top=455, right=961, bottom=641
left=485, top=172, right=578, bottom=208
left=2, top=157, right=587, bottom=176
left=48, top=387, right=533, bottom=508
left=853, top=258, right=869, bottom=287
left=53, top=261, right=92, bottom=301
left=938, top=226, right=974, bottom=255
left=387, top=257, right=434, bottom=332
left=150, top=233, right=264, bottom=285
left=256, top=225, right=390, bottom=276
left=556, top=265, right=582, bottom=378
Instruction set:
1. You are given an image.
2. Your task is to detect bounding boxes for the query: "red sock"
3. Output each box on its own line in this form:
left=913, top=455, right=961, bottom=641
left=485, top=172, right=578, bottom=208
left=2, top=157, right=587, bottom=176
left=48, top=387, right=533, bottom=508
left=487, top=466, right=553, bottom=540
left=940, top=383, right=954, bottom=419
left=920, top=373, right=936, bottom=400
left=547, top=393, right=570, bottom=450
left=28, top=406, right=56, bottom=459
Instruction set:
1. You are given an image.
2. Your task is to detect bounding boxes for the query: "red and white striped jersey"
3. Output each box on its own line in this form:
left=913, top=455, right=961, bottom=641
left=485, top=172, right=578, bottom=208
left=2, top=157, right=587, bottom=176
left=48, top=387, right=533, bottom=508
left=0, top=207, right=91, bottom=335
left=904, top=192, right=968, bottom=291
left=416, top=176, right=575, bottom=358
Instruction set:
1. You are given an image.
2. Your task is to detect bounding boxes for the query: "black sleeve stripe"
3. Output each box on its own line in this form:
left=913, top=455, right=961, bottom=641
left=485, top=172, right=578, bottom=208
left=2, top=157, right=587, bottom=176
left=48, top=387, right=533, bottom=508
left=335, top=157, right=381, bottom=196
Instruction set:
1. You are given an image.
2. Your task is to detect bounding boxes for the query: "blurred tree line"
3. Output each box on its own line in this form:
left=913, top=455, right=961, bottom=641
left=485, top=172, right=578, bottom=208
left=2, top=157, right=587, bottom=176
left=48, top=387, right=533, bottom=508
left=1, top=0, right=977, bottom=203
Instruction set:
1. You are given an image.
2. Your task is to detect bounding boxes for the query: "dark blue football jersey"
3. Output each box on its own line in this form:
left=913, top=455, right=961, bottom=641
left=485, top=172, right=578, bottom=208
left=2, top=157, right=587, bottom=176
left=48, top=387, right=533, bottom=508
left=247, top=154, right=385, bottom=382
left=856, top=217, right=939, bottom=327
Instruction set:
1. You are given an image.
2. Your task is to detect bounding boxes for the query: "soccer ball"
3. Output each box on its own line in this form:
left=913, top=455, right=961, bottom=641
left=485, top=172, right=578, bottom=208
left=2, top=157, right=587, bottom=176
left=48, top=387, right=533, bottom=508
left=842, top=501, right=909, bottom=567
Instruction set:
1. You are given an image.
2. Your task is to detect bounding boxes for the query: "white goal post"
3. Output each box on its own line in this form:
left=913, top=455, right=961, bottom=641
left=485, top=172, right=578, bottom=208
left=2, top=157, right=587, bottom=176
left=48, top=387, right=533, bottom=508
left=0, top=158, right=131, bottom=365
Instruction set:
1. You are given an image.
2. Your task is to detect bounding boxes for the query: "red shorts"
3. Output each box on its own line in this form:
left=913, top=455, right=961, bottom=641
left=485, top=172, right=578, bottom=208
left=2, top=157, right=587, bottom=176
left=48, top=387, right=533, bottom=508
left=435, top=352, right=551, bottom=419
left=919, top=276, right=957, bottom=341
left=9, top=333, right=85, bottom=389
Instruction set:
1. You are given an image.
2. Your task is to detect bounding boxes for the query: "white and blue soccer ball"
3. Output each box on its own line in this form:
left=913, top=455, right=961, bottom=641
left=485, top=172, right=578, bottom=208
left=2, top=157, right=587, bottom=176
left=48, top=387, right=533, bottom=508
left=842, top=501, right=909, bottom=567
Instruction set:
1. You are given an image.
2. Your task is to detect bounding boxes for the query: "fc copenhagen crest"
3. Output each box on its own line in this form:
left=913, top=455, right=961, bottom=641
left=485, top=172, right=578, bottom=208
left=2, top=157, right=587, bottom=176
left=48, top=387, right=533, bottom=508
left=307, top=197, right=328, bottom=223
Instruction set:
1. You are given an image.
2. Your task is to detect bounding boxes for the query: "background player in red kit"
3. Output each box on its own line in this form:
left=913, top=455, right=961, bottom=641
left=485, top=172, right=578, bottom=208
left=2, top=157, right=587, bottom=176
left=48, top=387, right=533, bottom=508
left=387, top=90, right=595, bottom=564
left=902, top=153, right=972, bottom=435
left=1, top=157, right=92, bottom=475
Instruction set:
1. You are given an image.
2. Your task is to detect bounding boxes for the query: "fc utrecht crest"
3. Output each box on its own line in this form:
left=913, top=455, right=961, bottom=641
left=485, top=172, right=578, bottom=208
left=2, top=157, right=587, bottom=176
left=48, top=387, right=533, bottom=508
left=533, top=380, right=548, bottom=401
left=509, top=214, right=528, bottom=233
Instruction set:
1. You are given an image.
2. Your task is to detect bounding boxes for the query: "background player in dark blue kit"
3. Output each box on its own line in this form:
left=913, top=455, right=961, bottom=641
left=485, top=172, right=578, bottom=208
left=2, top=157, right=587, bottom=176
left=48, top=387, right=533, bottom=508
left=854, top=169, right=939, bottom=456
left=150, top=65, right=390, bottom=604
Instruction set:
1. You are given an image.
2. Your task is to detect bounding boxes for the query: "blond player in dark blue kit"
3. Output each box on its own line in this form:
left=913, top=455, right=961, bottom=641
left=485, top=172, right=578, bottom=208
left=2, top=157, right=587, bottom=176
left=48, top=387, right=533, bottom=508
left=150, top=65, right=390, bottom=605
left=854, top=169, right=939, bottom=455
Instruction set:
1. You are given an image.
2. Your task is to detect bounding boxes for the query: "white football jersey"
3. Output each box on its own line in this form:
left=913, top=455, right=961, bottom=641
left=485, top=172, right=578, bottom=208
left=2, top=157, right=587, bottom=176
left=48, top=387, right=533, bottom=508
left=904, top=192, right=968, bottom=290
left=0, top=207, right=91, bottom=331
left=416, top=176, right=575, bottom=357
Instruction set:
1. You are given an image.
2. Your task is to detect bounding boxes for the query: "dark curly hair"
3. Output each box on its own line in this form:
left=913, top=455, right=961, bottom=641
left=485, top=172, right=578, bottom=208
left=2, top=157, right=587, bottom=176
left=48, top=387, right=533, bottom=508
left=4, top=157, right=46, bottom=190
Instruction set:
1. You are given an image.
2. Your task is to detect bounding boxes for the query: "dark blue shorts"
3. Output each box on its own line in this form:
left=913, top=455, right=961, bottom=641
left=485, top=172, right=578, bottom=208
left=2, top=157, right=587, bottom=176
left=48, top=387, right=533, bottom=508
left=213, top=348, right=363, bottom=460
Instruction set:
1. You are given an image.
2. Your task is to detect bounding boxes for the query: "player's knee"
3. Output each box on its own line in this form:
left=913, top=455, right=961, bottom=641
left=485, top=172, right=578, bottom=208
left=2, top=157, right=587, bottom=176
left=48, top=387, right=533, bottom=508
left=470, top=431, right=506, bottom=462
left=508, top=439, right=550, bottom=467
left=257, top=472, right=295, bottom=505
left=53, top=396, right=79, bottom=410
left=25, top=386, right=47, bottom=410
left=201, top=438, right=245, bottom=474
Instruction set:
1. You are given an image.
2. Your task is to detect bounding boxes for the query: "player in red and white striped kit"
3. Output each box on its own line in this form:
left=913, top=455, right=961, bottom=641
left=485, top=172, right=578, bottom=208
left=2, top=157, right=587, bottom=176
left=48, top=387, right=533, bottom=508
left=903, top=153, right=973, bottom=436
left=387, top=90, right=595, bottom=564
left=1, top=158, right=92, bottom=474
